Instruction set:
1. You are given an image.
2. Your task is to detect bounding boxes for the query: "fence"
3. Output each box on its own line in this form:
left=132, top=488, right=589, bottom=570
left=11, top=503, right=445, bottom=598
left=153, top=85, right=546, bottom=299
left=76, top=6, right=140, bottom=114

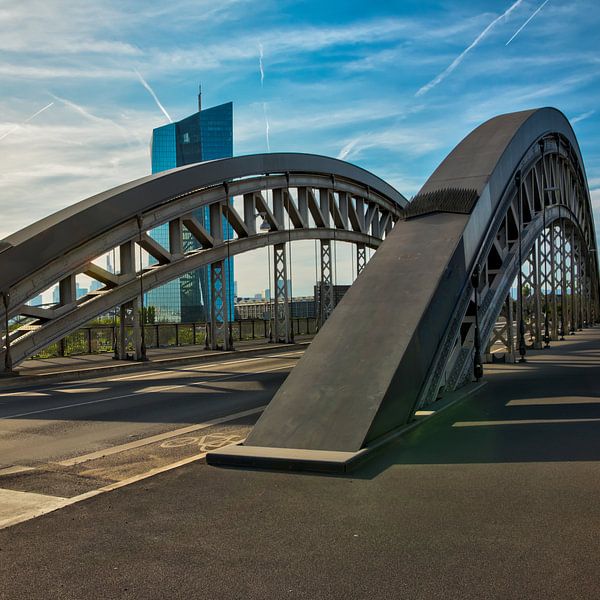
left=31, top=318, right=318, bottom=359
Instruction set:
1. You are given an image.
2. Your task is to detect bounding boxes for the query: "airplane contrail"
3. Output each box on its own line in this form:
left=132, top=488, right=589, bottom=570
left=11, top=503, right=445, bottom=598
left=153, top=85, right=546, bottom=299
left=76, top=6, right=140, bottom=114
left=50, top=93, right=138, bottom=146
left=0, top=102, right=54, bottom=141
left=134, top=69, right=172, bottom=123
left=50, top=93, right=107, bottom=124
left=258, top=43, right=270, bottom=151
left=259, top=43, right=265, bottom=87
left=506, top=0, right=550, bottom=45
left=571, top=110, right=595, bottom=124
left=337, top=138, right=360, bottom=160
left=416, top=0, right=525, bottom=97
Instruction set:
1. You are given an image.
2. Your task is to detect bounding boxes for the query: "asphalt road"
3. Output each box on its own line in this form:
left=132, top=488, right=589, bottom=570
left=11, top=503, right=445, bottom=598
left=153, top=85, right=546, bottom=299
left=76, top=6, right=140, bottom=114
left=0, top=347, right=303, bottom=497
left=1, top=329, right=599, bottom=599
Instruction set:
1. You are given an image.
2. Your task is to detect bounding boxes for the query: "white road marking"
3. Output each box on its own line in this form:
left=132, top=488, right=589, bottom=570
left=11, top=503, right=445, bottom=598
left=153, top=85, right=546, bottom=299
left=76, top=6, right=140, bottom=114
left=53, top=387, right=108, bottom=394
left=506, top=397, right=600, bottom=406
left=0, top=363, right=295, bottom=421
left=0, top=443, right=245, bottom=531
left=0, top=488, right=68, bottom=529
left=56, top=405, right=266, bottom=466
left=0, top=391, right=50, bottom=398
left=453, top=417, right=600, bottom=427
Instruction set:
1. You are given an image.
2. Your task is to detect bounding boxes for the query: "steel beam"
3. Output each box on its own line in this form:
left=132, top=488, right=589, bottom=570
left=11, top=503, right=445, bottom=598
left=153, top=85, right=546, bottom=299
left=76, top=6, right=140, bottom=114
left=318, top=240, right=334, bottom=327
left=273, top=243, right=291, bottom=343
left=356, top=243, right=366, bottom=275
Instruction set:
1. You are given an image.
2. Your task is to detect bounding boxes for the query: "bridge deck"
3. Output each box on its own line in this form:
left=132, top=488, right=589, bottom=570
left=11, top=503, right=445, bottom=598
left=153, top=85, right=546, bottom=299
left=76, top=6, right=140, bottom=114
left=1, top=327, right=599, bottom=598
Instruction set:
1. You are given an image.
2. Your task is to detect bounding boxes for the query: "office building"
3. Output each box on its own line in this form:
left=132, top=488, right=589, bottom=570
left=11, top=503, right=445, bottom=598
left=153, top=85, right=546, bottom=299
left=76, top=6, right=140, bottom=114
left=146, top=89, right=234, bottom=322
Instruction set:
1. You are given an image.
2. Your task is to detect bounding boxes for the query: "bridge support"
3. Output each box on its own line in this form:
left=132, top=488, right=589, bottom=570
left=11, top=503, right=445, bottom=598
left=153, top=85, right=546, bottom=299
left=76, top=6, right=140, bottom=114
left=569, top=228, right=577, bottom=334
left=273, top=243, right=291, bottom=343
left=118, top=299, right=142, bottom=360
left=115, top=241, right=143, bottom=361
left=208, top=200, right=232, bottom=351
left=356, top=243, right=366, bottom=275
left=559, top=220, right=568, bottom=339
left=523, top=242, right=542, bottom=349
left=209, top=259, right=231, bottom=351
left=484, top=294, right=516, bottom=363
left=550, top=224, right=559, bottom=339
left=318, top=240, right=335, bottom=328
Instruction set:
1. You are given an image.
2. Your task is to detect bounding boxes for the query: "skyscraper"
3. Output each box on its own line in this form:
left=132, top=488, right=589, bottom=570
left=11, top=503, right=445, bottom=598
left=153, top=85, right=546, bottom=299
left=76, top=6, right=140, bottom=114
left=146, top=90, right=234, bottom=323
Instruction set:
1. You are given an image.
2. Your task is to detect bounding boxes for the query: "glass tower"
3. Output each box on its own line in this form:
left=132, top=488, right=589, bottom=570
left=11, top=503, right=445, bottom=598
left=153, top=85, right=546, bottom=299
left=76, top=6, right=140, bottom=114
left=146, top=97, right=234, bottom=323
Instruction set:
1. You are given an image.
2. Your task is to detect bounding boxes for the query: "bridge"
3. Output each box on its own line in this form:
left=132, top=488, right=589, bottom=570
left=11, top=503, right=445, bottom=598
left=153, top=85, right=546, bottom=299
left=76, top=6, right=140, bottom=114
left=1, top=107, right=598, bottom=472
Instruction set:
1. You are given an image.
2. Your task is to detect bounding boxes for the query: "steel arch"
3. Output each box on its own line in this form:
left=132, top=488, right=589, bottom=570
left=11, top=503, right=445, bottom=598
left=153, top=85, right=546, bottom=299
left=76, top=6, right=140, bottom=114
left=1, top=154, right=406, bottom=369
left=227, top=108, right=599, bottom=462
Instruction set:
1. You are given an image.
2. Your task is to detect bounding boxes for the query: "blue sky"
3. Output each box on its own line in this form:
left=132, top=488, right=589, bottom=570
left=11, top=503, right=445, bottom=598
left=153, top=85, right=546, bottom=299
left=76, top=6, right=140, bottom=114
left=1, top=0, right=599, bottom=296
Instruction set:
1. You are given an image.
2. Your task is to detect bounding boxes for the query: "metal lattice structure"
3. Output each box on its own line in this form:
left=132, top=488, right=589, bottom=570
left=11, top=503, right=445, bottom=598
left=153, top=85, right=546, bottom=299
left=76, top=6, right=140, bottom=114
left=214, top=108, right=599, bottom=469
left=0, top=154, right=406, bottom=372
left=421, top=128, right=599, bottom=403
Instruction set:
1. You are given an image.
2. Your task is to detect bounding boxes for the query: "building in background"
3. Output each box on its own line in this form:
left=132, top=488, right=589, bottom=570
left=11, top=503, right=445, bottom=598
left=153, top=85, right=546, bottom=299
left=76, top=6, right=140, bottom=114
left=146, top=88, right=234, bottom=322
left=234, top=296, right=317, bottom=321
left=27, top=294, right=43, bottom=307
left=52, top=283, right=88, bottom=304
left=314, top=283, right=350, bottom=323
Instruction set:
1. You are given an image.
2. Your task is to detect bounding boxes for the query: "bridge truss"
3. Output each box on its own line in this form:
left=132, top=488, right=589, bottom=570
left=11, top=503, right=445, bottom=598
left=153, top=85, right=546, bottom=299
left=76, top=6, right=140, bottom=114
left=207, top=107, right=599, bottom=469
left=0, top=154, right=406, bottom=372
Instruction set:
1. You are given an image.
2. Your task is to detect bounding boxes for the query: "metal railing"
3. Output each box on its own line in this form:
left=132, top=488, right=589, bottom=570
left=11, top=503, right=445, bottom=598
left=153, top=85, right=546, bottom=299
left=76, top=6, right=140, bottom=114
left=30, top=318, right=318, bottom=360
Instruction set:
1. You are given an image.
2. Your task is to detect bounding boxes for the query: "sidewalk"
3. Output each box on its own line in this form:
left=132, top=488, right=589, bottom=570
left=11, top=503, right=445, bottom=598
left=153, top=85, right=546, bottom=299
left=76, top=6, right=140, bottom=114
left=0, top=336, right=312, bottom=390
left=0, top=329, right=599, bottom=599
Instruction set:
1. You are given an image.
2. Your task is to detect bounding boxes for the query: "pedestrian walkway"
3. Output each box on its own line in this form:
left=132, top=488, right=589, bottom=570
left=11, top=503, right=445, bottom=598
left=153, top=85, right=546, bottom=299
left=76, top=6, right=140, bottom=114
left=0, top=328, right=599, bottom=599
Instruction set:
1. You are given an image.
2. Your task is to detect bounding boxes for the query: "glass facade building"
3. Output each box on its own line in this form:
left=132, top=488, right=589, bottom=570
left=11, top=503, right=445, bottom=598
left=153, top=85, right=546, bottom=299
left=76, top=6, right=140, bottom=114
left=146, top=101, right=234, bottom=323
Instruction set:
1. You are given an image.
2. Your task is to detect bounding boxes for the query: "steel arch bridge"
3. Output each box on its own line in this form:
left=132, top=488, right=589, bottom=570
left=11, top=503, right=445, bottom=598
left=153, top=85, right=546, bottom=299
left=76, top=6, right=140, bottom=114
left=206, top=107, right=599, bottom=469
left=1, top=108, right=599, bottom=470
left=0, top=154, right=406, bottom=370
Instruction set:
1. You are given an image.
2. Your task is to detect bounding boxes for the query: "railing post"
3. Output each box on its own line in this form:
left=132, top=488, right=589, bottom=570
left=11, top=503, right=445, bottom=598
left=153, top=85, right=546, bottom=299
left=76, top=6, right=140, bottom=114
left=87, top=328, right=92, bottom=354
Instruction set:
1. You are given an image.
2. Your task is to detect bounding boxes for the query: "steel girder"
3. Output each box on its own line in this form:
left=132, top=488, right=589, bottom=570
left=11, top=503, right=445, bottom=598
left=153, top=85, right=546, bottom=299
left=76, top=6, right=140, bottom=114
left=233, top=108, right=598, bottom=459
left=0, top=155, right=405, bottom=370
left=421, top=140, right=599, bottom=403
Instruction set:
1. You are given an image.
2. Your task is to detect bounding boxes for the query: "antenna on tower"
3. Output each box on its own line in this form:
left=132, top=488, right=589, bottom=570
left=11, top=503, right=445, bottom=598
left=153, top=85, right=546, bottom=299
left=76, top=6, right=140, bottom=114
left=198, top=84, right=202, bottom=112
